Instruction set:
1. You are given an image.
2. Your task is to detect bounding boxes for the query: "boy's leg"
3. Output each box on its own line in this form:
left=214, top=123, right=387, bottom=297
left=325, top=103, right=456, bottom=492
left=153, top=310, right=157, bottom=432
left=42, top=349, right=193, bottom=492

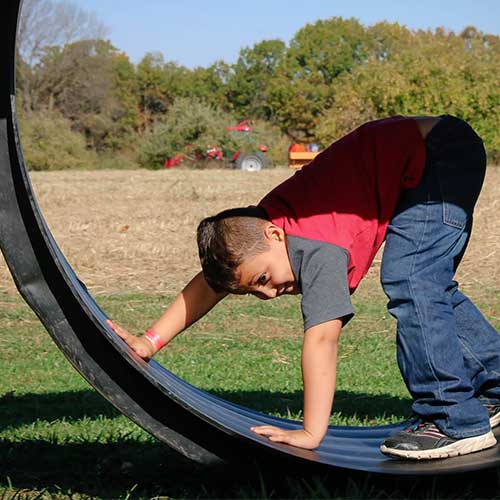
left=449, top=284, right=500, bottom=403
left=380, top=116, right=498, bottom=458
left=381, top=195, right=490, bottom=437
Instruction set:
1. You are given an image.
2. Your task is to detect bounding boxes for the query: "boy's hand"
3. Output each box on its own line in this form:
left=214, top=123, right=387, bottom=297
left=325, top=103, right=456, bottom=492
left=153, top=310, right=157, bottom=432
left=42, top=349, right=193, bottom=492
left=250, top=425, right=322, bottom=450
left=106, top=319, right=157, bottom=360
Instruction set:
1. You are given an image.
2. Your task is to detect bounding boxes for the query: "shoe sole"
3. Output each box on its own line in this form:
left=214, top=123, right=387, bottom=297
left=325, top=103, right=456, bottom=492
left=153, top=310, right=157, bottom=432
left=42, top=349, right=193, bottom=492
left=380, top=431, right=497, bottom=460
left=490, top=413, right=500, bottom=429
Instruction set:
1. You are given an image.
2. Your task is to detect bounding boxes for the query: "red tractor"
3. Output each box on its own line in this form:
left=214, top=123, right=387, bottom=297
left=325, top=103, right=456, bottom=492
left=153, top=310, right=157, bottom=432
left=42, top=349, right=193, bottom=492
left=226, top=120, right=269, bottom=172
left=164, top=120, right=270, bottom=172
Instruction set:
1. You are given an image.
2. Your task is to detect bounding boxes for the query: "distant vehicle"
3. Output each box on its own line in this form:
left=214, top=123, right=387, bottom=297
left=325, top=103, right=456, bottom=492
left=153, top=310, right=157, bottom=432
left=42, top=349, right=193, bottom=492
left=163, top=120, right=270, bottom=172
left=225, top=120, right=270, bottom=172
left=288, top=143, right=321, bottom=169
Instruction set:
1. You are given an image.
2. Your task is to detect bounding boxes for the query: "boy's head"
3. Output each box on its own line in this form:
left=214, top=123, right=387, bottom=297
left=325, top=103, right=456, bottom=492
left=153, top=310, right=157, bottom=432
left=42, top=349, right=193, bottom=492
left=197, top=207, right=298, bottom=299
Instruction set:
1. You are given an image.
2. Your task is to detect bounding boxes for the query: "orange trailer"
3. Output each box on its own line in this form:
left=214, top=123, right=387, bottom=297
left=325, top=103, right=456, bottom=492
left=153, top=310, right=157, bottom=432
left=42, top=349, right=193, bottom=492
left=288, top=151, right=320, bottom=169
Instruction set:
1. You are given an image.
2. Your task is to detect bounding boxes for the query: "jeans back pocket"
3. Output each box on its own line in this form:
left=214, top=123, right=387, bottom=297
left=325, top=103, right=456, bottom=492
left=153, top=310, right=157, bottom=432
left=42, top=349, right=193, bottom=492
left=436, top=143, right=486, bottom=229
left=442, top=196, right=467, bottom=229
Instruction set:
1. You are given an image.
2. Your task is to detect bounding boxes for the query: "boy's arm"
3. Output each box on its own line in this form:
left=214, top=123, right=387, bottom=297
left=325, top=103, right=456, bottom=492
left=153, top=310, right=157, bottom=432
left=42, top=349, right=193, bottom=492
left=107, top=271, right=228, bottom=359
left=251, top=318, right=342, bottom=449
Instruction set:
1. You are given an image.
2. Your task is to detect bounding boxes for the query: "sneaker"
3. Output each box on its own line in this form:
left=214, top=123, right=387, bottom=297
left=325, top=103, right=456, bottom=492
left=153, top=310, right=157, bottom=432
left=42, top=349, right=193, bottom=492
left=484, top=402, right=500, bottom=429
left=380, top=419, right=497, bottom=460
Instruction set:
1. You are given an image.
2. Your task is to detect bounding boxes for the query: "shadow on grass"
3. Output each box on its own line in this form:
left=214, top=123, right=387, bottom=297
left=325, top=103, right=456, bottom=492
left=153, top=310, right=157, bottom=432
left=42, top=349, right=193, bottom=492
left=0, top=390, right=120, bottom=428
left=2, top=438, right=500, bottom=499
left=3, top=389, right=500, bottom=498
left=0, top=388, right=412, bottom=430
left=0, top=438, right=215, bottom=499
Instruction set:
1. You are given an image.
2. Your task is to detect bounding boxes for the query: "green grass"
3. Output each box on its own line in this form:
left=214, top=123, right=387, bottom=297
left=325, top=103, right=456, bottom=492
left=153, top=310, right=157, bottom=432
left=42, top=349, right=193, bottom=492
left=1, top=287, right=500, bottom=499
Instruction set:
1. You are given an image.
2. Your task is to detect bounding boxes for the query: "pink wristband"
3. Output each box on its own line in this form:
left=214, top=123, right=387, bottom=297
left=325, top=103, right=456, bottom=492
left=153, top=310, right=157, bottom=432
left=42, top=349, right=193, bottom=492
left=144, top=328, right=167, bottom=351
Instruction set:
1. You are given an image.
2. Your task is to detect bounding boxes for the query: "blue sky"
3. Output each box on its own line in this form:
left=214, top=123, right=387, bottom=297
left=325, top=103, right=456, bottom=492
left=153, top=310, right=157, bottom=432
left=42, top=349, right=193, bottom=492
left=73, top=0, right=499, bottom=68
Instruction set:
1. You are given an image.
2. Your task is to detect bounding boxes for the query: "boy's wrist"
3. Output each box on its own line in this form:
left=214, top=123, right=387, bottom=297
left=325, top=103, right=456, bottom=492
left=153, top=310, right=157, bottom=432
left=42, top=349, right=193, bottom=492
left=144, top=328, right=167, bottom=352
left=303, top=424, right=326, bottom=443
left=297, top=427, right=324, bottom=449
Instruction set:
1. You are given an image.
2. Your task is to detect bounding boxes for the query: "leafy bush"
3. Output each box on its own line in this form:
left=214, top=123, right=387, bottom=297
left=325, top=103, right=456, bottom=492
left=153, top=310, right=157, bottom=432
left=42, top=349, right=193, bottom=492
left=138, top=97, right=291, bottom=169
left=247, top=119, right=289, bottom=166
left=94, top=151, right=140, bottom=170
left=18, top=111, right=97, bottom=171
left=138, top=98, right=239, bottom=169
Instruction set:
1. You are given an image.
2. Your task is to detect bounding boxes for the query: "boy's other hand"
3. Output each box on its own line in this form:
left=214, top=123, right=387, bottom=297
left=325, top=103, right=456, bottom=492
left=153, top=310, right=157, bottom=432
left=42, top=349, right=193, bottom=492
left=106, top=319, right=156, bottom=360
left=250, top=425, right=322, bottom=450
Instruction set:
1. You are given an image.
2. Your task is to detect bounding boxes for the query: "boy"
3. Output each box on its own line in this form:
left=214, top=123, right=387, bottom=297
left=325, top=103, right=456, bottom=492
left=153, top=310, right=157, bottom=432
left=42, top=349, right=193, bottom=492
left=108, top=115, right=500, bottom=460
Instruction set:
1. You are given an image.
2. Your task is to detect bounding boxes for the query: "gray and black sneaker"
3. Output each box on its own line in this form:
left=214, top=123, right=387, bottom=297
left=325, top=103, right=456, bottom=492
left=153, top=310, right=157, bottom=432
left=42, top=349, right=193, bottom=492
left=380, top=419, right=497, bottom=460
left=484, top=403, right=500, bottom=429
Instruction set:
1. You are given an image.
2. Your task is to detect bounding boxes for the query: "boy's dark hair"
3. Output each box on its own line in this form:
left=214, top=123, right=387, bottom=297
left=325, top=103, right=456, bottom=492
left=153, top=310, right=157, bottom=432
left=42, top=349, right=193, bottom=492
left=197, top=206, right=270, bottom=293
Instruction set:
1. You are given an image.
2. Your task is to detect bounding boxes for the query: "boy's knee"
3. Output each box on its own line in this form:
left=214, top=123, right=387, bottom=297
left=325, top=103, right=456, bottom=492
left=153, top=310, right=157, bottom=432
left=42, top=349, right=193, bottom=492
left=380, top=261, right=409, bottom=296
left=380, top=263, right=423, bottom=321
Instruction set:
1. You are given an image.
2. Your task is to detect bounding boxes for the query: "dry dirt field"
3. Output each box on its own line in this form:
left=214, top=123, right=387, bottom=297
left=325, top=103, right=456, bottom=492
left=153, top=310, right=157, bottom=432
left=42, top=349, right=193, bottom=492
left=0, top=167, right=499, bottom=302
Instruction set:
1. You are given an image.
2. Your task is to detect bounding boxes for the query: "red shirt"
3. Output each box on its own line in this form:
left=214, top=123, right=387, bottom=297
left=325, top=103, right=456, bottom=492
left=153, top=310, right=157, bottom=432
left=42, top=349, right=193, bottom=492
left=258, top=116, right=426, bottom=293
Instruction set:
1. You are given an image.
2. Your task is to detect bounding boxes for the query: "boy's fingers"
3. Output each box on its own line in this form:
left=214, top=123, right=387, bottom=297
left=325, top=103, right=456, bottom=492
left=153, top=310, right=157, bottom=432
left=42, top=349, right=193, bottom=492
left=106, top=319, right=129, bottom=340
left=106, top=320, right=153, bottom=362
left=115, top=329, right=128, bottom=340
left=251, top=425, right=282, bottom=435
left=106, top=319, right=118, bottom=332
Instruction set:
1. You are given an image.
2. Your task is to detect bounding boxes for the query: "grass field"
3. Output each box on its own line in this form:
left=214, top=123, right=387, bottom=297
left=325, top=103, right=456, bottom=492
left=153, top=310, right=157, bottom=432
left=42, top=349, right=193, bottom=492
left=1, top=167, right=499, bottom=499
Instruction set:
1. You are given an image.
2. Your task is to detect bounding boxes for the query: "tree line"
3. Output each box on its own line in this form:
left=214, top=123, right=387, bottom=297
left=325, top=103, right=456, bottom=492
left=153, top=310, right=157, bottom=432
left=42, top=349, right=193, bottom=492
left=16, top=0, right=500, bottom=170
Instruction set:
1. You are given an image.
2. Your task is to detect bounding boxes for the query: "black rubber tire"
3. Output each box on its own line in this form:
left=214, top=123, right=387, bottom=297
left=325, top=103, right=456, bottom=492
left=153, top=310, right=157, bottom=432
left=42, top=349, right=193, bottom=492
left=4, top=0, right=500, bottom=476
left=235, top=151, right=268, bottom=172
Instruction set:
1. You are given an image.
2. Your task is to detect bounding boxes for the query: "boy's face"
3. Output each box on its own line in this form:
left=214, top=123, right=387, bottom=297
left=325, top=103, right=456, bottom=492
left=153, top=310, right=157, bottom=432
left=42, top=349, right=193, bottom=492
left=236, top=223, right=299, bottom=300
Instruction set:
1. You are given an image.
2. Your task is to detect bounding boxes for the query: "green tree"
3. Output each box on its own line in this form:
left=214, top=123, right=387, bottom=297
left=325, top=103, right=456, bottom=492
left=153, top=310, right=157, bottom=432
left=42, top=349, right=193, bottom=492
left=34, top=39, right=137, bottom=152
left=266, top=17, right=370, bottom=139
left=109, top=51, right=141, bottom=150
left=187, top=61, right=233, bottom=111
left=366, top=21, right=413, bottom=61
left=135, top=53, right=202, bottom=131
left=136, top=52, right=172, bottom=131
left=16, top=0, right=108, bottom=113
left=316, top=27, right=499, bottom=160
left=226, top=39, right=286, bottom=120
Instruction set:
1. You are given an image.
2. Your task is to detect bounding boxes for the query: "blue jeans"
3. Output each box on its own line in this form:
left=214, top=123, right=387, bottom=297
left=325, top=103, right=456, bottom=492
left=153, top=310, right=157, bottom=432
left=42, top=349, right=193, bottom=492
left=381, top=115, right=500, bottom=438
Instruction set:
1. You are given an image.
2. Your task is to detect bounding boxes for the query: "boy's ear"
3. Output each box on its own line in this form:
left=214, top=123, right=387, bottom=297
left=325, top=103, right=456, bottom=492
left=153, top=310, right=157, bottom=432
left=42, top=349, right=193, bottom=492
left=263, top=223, right=285, bottom=242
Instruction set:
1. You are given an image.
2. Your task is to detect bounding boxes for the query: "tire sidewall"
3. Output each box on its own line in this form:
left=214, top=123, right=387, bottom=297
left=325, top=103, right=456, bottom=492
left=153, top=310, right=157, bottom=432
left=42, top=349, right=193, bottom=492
left=235, top=152, right=268, bottom=172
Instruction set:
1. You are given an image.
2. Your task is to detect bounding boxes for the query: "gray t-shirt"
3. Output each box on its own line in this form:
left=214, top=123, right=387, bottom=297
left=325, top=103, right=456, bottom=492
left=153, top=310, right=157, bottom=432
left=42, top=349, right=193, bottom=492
left=287, top=235, right=354, bottom=331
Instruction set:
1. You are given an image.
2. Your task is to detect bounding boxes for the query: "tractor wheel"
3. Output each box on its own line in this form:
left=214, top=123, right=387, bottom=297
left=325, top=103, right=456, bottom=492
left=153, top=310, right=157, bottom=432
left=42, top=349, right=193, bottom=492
left=235, top=152, right=268, bottom=172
